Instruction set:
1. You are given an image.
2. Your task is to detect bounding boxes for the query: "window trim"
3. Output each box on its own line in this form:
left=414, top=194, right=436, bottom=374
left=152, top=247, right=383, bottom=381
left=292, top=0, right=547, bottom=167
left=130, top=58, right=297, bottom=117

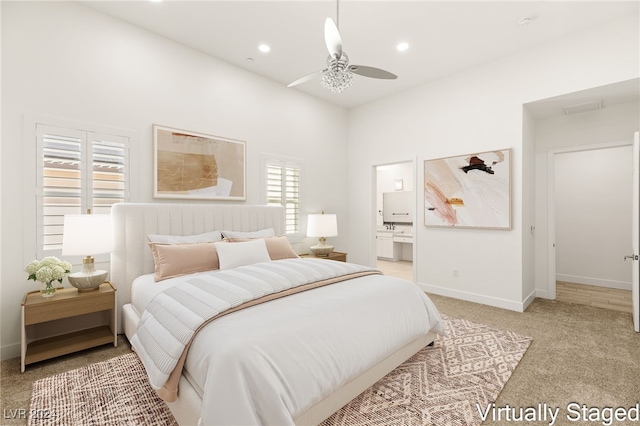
left=23, top=114, right=138, bottom=266
left=260, top=153, right=304, bottom=242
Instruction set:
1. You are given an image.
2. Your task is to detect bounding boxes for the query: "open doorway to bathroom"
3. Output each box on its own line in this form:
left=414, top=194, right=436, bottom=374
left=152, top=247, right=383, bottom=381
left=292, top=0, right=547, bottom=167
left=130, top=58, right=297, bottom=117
left=374, top=161, right=415, bottom=281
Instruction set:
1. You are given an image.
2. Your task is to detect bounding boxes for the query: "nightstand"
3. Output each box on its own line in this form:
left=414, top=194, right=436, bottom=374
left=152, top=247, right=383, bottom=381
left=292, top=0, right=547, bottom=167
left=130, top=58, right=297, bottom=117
left=21, top=282, right=117, bottom=372
left=300, top=251, right=347, bottom=262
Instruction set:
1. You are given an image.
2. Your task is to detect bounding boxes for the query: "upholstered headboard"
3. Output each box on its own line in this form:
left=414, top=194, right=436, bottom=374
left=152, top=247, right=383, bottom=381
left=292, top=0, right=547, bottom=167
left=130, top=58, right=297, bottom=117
left=110, top=203, right=285, bottom=332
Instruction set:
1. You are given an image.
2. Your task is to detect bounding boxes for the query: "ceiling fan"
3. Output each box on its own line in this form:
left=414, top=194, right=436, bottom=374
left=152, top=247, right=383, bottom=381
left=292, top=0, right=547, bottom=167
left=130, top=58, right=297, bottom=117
left=287, top=0, right=397, bottom=93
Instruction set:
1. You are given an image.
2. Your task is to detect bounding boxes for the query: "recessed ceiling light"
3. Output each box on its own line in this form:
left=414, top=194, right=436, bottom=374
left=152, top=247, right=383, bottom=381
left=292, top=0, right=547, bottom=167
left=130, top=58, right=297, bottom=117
left=518, top=17, right=534, bottom=26
left=396, top=42, right=409, bottom=52
left=258, top=44, right=271, bottom=53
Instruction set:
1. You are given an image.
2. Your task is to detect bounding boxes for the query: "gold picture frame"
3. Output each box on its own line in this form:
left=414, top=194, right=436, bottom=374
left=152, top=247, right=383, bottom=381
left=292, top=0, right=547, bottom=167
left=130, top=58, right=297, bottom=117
left=153, top=125, right=246, bottom=200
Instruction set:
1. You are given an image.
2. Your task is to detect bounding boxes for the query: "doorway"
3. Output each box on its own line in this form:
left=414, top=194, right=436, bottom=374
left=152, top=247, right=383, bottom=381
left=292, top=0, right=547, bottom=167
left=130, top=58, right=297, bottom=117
left=374, top=160, right=415, bottom=281
left=548, top=141, right=634, bottom=312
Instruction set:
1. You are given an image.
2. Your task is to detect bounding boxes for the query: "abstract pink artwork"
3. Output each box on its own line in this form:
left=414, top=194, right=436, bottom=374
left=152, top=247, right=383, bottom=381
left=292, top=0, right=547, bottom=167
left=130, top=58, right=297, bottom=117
left=424, top=149, right=511, bottom=229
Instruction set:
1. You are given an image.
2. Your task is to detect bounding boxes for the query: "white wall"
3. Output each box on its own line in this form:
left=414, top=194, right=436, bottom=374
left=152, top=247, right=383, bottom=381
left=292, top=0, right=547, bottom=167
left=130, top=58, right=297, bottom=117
left=1, top=2, right=348, bottom=359
left=555, top=146, right=633, bottom=289
left=347, top=15, right=639, bottom=312
left=377, top=162, right=413, bottom=193
left=534, top=101, right=640, bottom=297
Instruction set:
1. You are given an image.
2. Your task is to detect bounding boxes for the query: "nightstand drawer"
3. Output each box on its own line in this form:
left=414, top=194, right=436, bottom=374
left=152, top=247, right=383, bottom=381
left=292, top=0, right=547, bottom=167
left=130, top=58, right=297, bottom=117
left=25, top=292, right=113, bottom=325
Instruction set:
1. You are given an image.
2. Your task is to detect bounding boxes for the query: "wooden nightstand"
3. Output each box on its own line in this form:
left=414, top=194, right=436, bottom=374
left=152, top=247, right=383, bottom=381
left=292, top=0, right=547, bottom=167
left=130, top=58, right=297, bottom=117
left=21, top=282, right=117, bottom=372
left=300, top=251, right=347, bottom=262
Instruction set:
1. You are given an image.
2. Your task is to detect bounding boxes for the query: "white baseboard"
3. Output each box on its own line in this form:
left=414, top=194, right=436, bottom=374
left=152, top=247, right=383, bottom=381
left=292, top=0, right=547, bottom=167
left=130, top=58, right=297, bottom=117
left=1, top=342, right=20, bottom=362
left=418, top=283, right=528, bottom=313
left=522, top=289, right=537, bottom=310
left=536, top=289, right=552, bottom=300
left=556, top=274, right=631, bottom=291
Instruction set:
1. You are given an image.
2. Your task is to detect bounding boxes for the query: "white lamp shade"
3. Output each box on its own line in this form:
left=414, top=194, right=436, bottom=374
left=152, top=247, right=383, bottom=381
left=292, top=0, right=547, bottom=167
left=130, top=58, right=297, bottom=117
left=307, top=214, right=338, bottom=238
left=62, top=214, right=113, bottom=256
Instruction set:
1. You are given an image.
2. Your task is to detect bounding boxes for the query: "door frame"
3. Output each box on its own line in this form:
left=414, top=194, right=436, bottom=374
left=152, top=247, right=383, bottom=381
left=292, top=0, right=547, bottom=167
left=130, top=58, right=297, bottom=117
left=547, top=139, right=634, bottom=299
left=632, top=132, right=639, bottom=332
left=371, top=157, right=417, bottom=281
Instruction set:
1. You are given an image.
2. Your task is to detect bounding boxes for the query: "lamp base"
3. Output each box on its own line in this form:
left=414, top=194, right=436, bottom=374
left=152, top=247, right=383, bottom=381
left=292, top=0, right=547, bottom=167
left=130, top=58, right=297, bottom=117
left=68, top=270, right=108, bottom=292
left=310, top=244, right=334, bottom=257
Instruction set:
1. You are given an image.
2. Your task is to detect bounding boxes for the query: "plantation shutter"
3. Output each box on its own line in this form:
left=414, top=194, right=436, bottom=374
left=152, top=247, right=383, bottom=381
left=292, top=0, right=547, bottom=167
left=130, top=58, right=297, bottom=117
left=91, top=133, right=128, bottom=215
left=266, top=161, right=301, bottom=234
left=35, top=124, right=129, bottom=256
left=37, top=126, right=86, bottom=252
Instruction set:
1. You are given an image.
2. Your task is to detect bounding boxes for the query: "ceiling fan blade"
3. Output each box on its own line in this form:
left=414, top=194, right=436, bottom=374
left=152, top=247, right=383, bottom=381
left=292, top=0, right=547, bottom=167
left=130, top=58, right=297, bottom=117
left=324, top=18, right=343, bottom=59
left=348, top=65, right=397, bottom=80
left=287, top=69, right=327, bottom=88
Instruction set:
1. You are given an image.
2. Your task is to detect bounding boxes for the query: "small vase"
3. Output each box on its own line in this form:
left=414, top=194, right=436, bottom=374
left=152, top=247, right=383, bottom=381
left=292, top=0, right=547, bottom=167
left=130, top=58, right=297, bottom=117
left=40, top=281, right=56, bottom=298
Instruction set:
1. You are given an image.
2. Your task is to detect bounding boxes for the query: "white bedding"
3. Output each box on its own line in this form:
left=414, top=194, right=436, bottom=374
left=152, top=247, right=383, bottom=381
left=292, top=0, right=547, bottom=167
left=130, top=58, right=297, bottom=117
left=131, top=271, right=212, bottom=316
left=132, top=262, right=444, bottom=426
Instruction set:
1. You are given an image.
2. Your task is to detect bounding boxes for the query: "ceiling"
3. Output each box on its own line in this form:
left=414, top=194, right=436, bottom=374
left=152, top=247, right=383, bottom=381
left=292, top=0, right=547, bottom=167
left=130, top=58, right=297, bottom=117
left=526, top=78, right=640, bottom=119
left=82, top=1, right=639, bottom=110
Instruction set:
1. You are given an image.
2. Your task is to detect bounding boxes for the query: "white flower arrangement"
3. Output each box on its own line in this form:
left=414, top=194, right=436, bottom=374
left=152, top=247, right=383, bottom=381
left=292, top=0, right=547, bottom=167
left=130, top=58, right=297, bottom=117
left=25, top=256, right=72, bottom=285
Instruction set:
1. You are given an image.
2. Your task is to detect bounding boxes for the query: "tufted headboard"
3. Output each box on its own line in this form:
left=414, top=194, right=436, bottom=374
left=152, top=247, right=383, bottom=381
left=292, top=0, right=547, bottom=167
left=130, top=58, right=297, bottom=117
left=110, top=203, right=285, bottom=332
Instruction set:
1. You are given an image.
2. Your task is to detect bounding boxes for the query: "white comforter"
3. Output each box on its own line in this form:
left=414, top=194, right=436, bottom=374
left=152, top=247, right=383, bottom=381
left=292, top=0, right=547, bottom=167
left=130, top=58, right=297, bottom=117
left=134, top=262, right=443, bottom=425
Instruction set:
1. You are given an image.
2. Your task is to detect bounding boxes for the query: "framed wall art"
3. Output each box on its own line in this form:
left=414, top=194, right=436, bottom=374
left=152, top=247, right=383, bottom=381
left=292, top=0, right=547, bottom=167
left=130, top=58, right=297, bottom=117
left=424, top=148, right=511, bottom=229
left=153, top=125, right=246, bottom=200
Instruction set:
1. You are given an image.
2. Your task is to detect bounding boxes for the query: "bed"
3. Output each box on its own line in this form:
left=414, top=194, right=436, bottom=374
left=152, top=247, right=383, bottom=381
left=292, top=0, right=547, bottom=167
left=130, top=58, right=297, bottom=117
left=111, top=203, right=444, bottom=426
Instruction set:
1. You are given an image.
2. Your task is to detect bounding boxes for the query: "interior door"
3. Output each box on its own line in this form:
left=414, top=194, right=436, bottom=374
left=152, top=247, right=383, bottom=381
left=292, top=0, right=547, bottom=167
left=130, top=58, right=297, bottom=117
left=632, top=132, right=639, bottom=332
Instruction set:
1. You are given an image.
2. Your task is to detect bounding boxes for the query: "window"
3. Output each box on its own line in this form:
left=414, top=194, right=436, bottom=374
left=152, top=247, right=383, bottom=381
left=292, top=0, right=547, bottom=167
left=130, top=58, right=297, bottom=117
left=264, top=156, right=302, bottom=235
left=34, top=123, right=130, bottom=257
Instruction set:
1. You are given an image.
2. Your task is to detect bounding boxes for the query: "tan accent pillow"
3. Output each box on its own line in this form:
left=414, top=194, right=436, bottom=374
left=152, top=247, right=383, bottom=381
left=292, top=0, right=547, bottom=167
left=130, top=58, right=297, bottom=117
left=228, top=236, right=299, bottom=261
left=149, top=242, right=220, bottom=282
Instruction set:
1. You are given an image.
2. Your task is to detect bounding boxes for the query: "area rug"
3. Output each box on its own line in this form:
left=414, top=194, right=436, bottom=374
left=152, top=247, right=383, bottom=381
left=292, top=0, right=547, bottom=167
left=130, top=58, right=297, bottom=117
left=322, top=315, right=532, bottom=426
left=28, top=353, right=178, bottom=426
left=29, top=315, right=531, bottom=426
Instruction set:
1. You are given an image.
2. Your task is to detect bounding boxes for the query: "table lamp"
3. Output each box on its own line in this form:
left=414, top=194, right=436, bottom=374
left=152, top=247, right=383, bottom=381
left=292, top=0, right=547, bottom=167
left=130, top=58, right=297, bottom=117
left=62, top=212, right=113, bottom=292
left=307, top=212, right=338, bottom=256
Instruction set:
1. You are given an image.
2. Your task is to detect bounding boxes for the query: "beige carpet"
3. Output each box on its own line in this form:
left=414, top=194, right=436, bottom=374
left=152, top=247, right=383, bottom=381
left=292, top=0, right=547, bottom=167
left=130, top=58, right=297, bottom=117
left=28, top=316, right=530, bottom=426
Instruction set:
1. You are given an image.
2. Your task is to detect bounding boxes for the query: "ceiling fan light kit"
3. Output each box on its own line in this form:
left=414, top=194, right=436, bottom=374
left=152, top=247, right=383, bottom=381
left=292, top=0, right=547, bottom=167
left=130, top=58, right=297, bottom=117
left=288, top=1, right=397, bottom=93
left=321, top=52, right=354, bottom=93
left=321, top=69, right=354, bottom=93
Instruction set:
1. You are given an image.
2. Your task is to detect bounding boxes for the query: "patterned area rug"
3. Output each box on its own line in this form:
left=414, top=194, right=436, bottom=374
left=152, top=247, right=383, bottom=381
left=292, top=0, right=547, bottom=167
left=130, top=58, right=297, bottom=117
left=322, top=315, right=532, bottom=426
left=29, top=315, right=530, bottom=426
left=29, top=353, right=178, bottom=426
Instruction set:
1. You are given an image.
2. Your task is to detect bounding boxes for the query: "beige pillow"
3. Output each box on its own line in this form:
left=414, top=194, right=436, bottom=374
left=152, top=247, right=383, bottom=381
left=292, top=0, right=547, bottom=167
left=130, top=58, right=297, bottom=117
left=149, top=242, right=220, bottom=282
left=228, top=236, right=299, bottom=261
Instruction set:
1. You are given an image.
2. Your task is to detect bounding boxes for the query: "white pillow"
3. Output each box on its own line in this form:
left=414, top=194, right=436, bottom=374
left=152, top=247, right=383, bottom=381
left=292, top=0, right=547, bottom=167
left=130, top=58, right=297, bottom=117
left=221, top=228, right=275, bottom=239
left=215, top=238, right=271, bottom=270
left=148, top=231, right=223, bottom=244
